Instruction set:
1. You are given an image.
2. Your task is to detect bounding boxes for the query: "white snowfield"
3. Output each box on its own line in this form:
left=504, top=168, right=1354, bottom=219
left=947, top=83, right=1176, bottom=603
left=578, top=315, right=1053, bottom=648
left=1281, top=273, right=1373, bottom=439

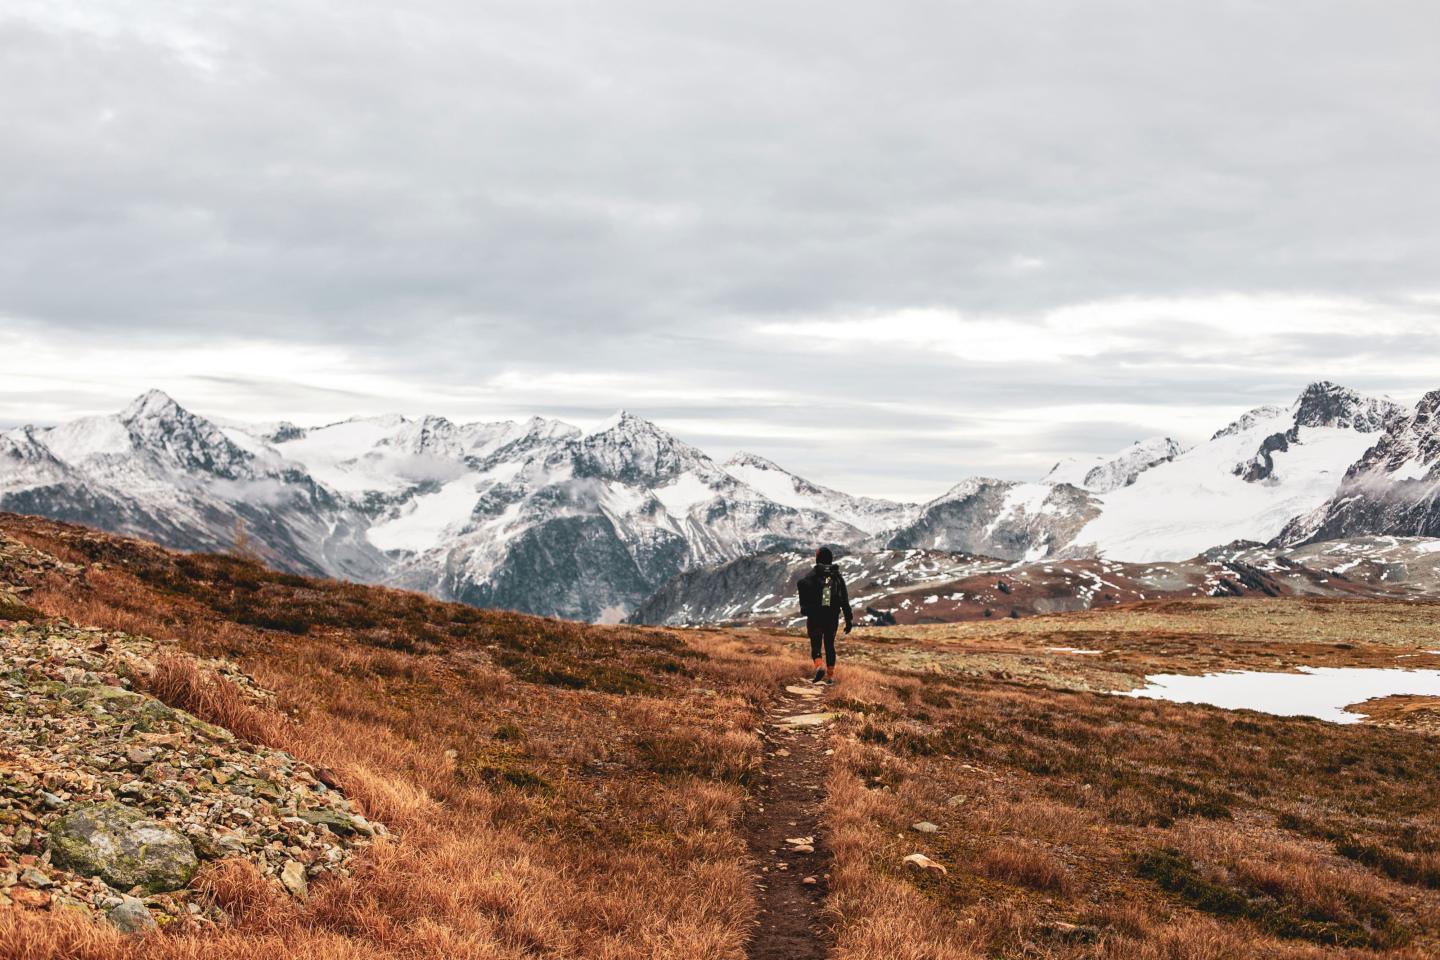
left=1075, top=414, right=1381, bottom=562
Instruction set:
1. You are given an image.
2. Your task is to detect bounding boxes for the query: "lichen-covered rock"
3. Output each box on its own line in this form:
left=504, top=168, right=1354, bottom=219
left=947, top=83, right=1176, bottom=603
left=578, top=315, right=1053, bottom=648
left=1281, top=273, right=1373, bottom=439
left=48, top=803, right=198, bottom=894
left=297, top=807, right=370, bottom=835
left=106, top=895, right=157, bottom=934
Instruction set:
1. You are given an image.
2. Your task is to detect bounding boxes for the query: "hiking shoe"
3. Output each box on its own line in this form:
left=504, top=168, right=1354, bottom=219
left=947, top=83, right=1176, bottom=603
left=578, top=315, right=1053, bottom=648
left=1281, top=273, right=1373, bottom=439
left=824, top=677, right=835, bottom=686
left=812, top=668, right=826, bottom=684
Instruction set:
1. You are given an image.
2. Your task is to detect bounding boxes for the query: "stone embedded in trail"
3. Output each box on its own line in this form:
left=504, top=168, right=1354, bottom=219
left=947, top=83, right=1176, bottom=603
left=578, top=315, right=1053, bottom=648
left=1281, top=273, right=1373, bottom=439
left=775, top=712, right=837, bottom=728
left=785, top=685, right=822, bottom=698
left=903, top=853, right=948, bottom=875
left=785, top=836, right=817, bottom=853
left=48, top=803, right=198, bottom=894
left=911, top=821, right=940, bottom=833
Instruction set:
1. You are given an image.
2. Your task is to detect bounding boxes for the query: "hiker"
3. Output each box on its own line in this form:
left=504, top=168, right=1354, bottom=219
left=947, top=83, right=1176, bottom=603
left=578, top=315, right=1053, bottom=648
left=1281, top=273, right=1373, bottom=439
left=796, top=546, right=852, bottom=685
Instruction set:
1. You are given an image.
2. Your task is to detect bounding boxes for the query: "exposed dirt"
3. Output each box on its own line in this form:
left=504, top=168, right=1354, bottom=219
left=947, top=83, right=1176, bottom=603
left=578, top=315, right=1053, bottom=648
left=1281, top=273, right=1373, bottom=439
left=1347, top=693, right=1440, bottom=734
left=745, top=682, right=834, bottom=960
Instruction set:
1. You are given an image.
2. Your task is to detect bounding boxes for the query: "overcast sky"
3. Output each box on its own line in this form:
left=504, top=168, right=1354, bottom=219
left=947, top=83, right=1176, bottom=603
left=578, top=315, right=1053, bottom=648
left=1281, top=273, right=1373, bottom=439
left=3, top=1, right=1439, bottom=500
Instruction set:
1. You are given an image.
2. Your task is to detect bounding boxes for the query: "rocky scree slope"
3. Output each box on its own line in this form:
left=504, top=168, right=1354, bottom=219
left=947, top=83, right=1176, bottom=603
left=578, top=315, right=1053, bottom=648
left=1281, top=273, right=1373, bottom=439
left=0, top=534, right=381, bottom=934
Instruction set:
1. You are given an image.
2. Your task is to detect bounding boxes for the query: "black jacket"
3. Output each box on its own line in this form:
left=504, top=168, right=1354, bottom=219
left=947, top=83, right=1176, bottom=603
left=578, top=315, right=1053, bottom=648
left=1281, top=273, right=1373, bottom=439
left=797, top=563, right=852, bottom=626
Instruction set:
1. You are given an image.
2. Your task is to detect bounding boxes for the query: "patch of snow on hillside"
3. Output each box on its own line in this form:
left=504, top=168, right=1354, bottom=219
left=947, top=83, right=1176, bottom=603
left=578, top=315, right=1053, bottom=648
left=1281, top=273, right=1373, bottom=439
left=653, top=472, right=715, bottom=514
left=367, top=475, right=483, bottom=552
left=726, top=460, right=805, bottom=509
left=276, top=417, right=410, bottom=493
left=41, top=416, right=132, bottom=462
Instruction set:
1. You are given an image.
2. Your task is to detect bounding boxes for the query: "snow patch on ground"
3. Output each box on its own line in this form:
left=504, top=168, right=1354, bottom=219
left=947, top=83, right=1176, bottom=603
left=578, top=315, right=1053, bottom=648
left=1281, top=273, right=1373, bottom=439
left=1126, top=667, right=1440, bottom=723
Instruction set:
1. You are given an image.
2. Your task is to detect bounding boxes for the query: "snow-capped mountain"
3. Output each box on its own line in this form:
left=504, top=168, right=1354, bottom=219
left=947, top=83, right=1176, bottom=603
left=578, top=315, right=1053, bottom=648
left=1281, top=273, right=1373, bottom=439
left=375, top=412, right=867, bottom=621
left=1, top=380, right=1431, bottom=623
left=1069, top=382, right=1403, bottom=561
left=0, top=391, right=383, bottom=581
left=883, top=478, right=1102, bottom=561
left=1278, top=388, right=1440, bottom=544
left=722, top=452, right=918, bottom=533
left=0, top=394, right=871, bottom=622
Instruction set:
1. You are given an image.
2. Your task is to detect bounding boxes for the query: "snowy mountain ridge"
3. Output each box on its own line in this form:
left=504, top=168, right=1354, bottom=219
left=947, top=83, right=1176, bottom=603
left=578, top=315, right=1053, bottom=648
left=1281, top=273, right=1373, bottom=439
left=0, top=381, right=1426, bottom=621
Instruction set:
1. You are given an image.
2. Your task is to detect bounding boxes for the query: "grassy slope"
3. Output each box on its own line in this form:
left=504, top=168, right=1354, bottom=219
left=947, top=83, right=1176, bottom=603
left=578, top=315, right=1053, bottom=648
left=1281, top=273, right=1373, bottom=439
left=3, top=514, right=1440, bottom=959
left=0, top=515, right=795, bottom=959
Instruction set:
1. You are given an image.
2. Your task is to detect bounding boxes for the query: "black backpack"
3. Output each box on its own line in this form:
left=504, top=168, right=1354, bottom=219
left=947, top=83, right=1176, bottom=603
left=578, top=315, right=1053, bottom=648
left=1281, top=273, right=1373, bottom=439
left=797, top=564, right=839, bottom=614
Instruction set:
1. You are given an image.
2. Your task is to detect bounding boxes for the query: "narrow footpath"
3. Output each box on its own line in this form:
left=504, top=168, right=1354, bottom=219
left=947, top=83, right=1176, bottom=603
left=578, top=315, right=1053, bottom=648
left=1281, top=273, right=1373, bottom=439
left=745, top=682, right=836, bottom=960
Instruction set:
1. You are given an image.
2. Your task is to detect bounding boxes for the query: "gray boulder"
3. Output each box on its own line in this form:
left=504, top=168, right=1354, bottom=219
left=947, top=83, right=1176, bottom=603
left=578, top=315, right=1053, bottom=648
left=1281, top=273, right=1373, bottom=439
left=48, top=803, right=198, bottom=894
left=106, top=895, right=158, bottom=934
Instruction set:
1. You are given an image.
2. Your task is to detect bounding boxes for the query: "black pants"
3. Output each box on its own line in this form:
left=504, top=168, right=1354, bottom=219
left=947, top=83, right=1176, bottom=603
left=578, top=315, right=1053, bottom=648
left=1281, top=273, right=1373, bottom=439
left=807, top=611, right=840, bottom=667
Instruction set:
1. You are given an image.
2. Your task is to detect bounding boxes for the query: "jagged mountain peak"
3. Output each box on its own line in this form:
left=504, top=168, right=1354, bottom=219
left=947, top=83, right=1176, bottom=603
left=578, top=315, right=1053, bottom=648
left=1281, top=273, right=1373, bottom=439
left=1290, top=381, right=1400, bottom=432
left=119, top=388, right=193, bottom=426
left=1044, top=437, right=1185, bottom=493
left=110, top=390, right=256, bottom=479
left=933, top=476, right=1006, bottom=504
left=380, top=415, right=461, bottom=454
left=1211, top=404, right=1288, bottom=441
left=572, top=411, right=713, bottom=485
left=0, top=426, right=60, bottom=465
left=725, top=451, right=783, bottom=471
left=585, top=409, right=648, bottom=436
left=1414, top=388, right=1440, bottom=419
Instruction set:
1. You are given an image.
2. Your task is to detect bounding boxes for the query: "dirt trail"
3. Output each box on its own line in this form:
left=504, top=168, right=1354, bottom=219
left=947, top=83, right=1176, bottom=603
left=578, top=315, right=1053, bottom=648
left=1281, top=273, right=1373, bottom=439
left=745, top=682, right=835, bottom=960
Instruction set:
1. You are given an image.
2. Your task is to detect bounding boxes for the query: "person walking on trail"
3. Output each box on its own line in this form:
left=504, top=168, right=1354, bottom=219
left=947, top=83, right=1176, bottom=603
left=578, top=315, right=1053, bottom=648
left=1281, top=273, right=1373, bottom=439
left=796, top=546, right=852, bottom=685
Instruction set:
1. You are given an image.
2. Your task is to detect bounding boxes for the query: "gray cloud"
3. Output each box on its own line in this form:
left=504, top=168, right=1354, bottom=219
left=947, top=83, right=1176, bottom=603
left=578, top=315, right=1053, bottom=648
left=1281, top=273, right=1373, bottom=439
left=2, top=1, right=1439, bottom=499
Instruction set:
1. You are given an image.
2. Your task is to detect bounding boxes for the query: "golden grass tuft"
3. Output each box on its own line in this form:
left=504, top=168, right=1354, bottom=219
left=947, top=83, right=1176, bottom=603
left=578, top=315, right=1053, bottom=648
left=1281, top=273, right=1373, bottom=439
left=142, top=653, right=290, bottom=748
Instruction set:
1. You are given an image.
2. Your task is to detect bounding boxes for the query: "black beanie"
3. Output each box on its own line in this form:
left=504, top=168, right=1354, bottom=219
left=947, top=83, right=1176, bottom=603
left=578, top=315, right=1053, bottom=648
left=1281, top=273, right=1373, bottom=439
left=816, top=546, right=834, bottom=564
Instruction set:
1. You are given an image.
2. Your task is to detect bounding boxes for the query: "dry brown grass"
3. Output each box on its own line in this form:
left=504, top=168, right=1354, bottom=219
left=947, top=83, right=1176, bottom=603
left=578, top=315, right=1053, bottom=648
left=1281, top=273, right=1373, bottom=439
left=977, top=841, right=1073, bottom=894
left=1, top=516, right=769, bottom=960
left=141, top=653, right=290, bottom=748
left=813, top=656, right=1440, bottom=956
left=8, top=514, right=1440, bottom=959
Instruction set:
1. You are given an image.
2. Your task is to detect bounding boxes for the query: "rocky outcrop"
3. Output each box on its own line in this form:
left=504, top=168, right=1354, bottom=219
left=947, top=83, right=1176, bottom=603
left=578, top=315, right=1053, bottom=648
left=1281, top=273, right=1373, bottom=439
left=0, top=534, right=384, bottom=930
left=1234, top=431, right=1293, bottom=482
left=1279, top=390, right=1440, bottom=545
